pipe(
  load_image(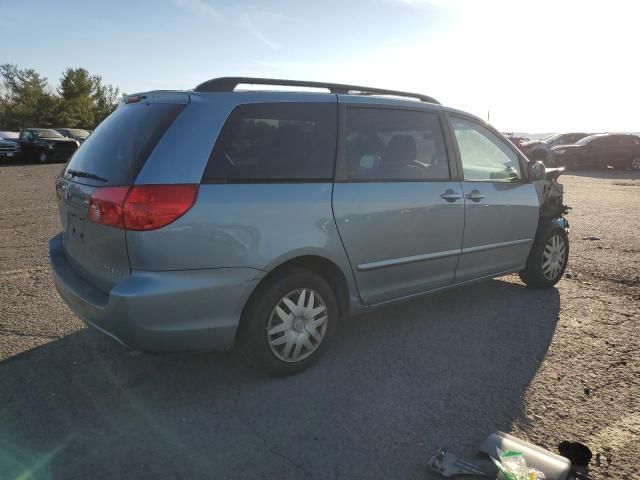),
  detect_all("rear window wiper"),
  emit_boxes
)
[66,169,108,182]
